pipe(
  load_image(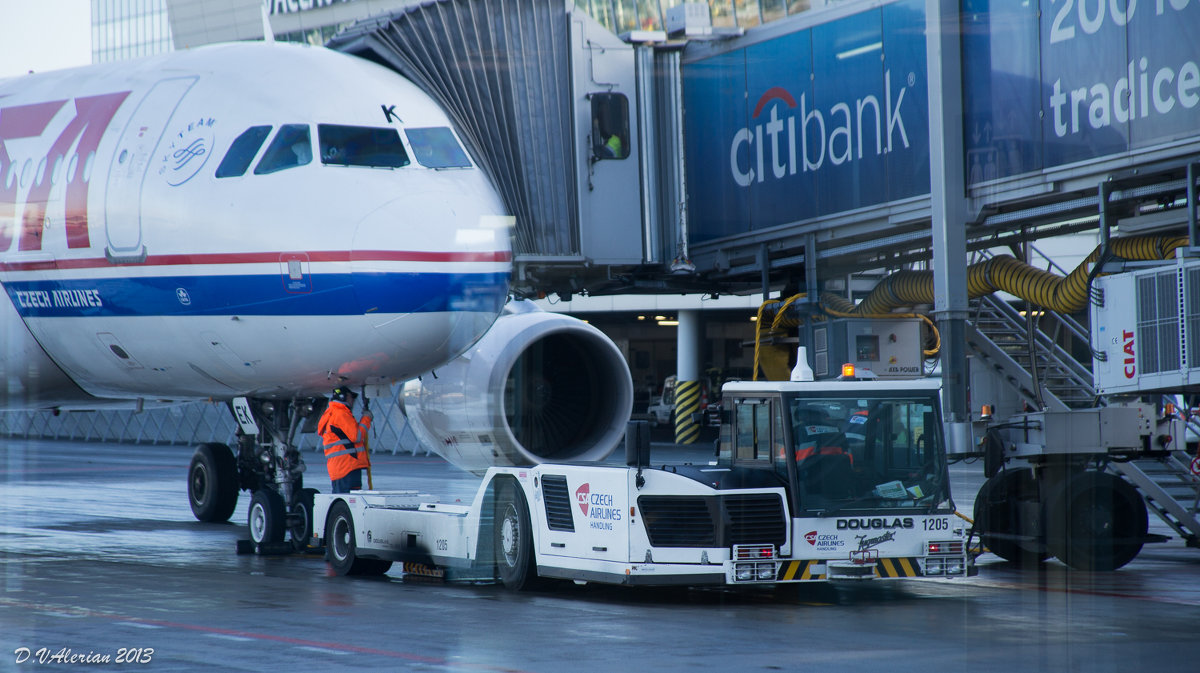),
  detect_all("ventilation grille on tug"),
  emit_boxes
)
[541,474,575,532]
[724,494,788,545]
[638,494,786,548]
